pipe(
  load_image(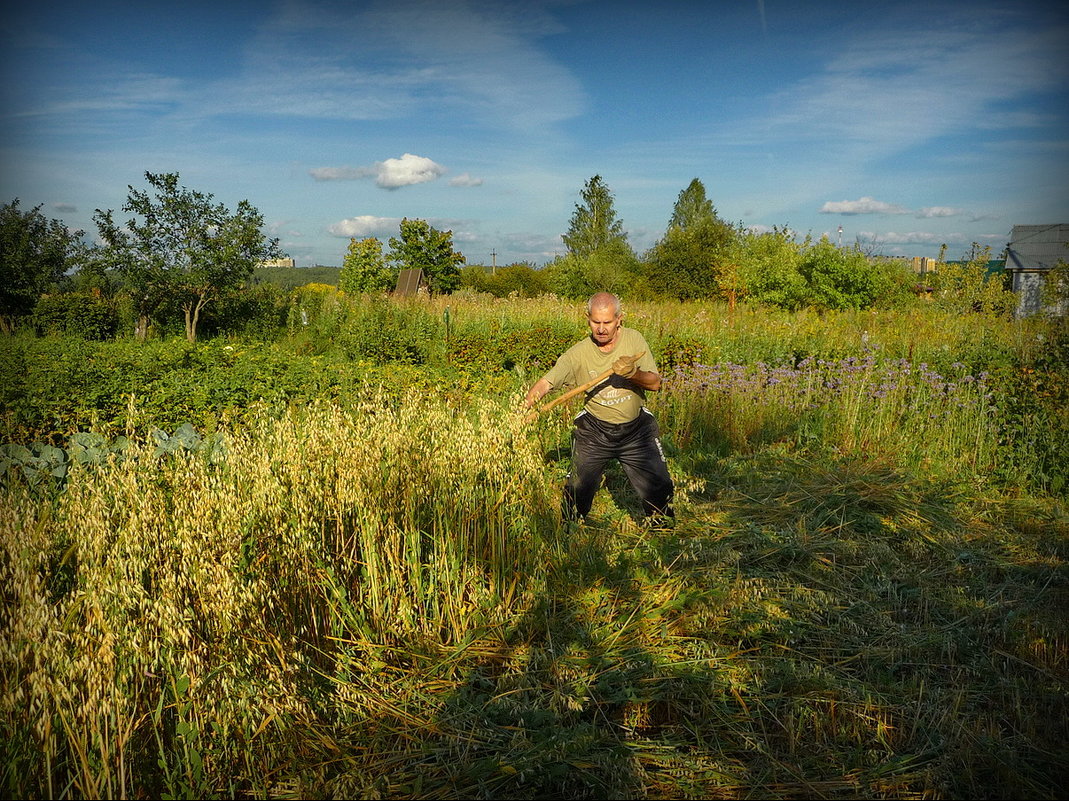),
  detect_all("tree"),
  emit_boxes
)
[460,262,550,298]
[641,179,737,301]
[930,242,1015,316]
[797,237,883,310]
[561,175,628,260]
[1041,247,1069,317]
[92,172,279,341]
[667,178,716,232]
[339,237,395,293]
[387,218,465,294]
[0,199,84,333]
[643,217,737,301]
[548,238,641,299]
[736,227,807,310]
